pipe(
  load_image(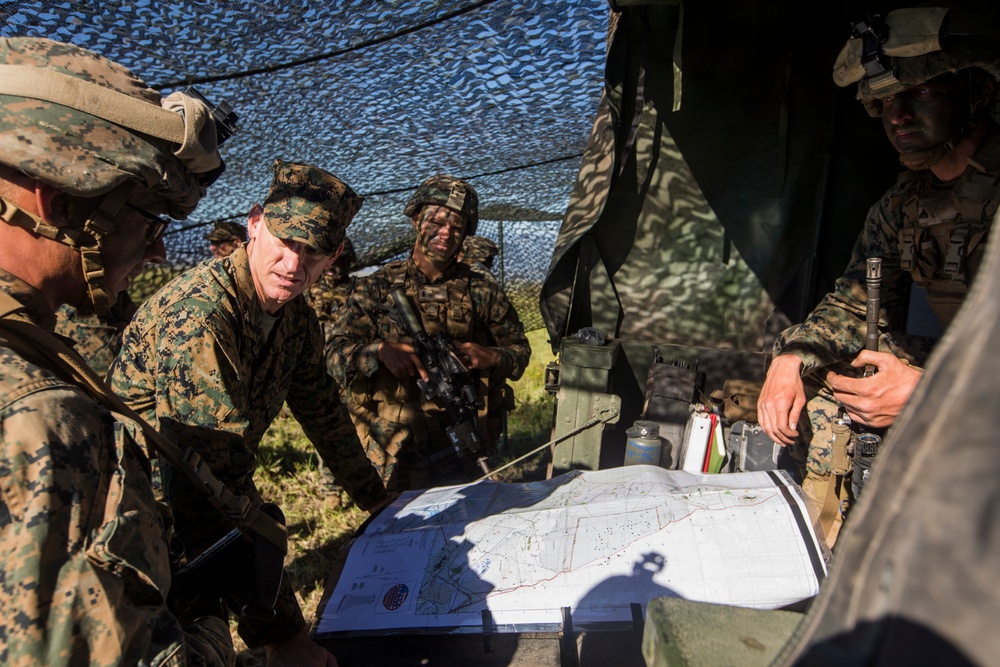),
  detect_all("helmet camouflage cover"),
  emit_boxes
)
[404,174,480,236]
[204,220,248,243]
[0,37,225,218]
[263,159,363,255]
[461,234,498,268]
[833,7,1000,116]
[0,37,229,315]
